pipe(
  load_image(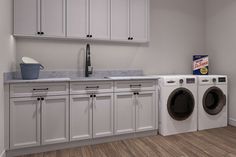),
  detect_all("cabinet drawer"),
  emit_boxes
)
[70,81,113,94]
[10,82,69,98]
[114,80,156,92]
